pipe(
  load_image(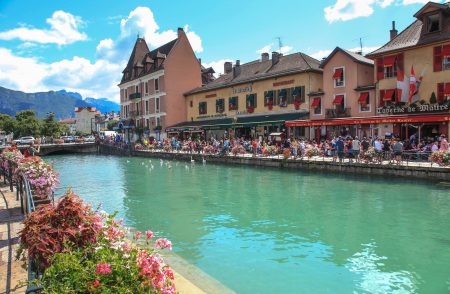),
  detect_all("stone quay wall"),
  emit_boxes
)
[99,144,450,182]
